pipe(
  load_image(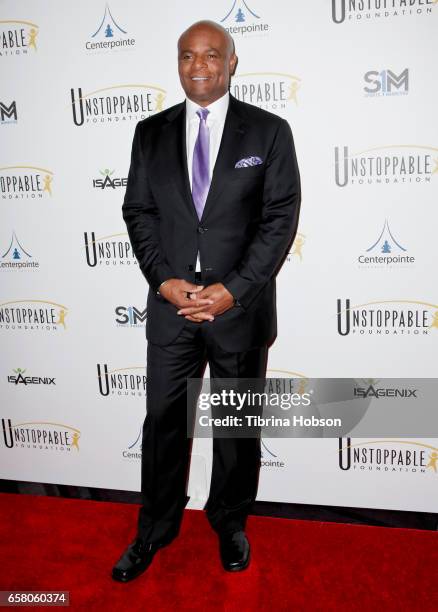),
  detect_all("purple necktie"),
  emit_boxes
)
[192,108,210,220]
